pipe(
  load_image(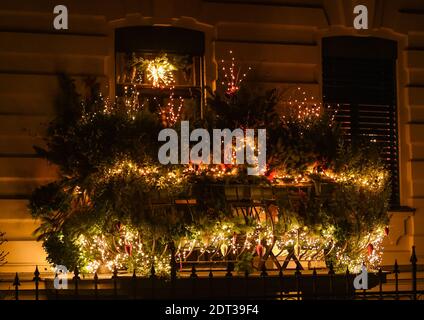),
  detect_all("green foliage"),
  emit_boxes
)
[267,111,340,173]
[235,252,254,275]
[42,233,83,271]
[207,85,340,174]
[37,111,163,178]
[29,75,391,274]
[207,86,280,129]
